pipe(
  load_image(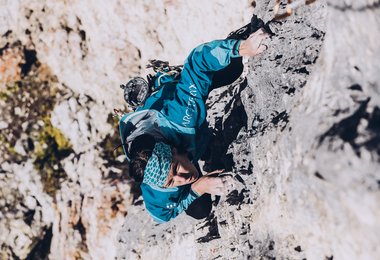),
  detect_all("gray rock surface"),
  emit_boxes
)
[117,0,380,260]
[0,0,254,259]
[1,0,379,259]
